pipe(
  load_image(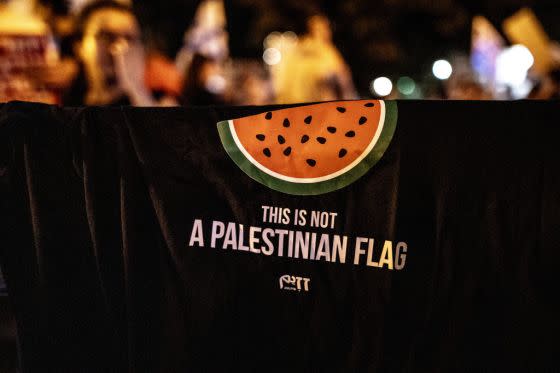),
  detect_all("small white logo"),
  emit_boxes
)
[279,274,310,292]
